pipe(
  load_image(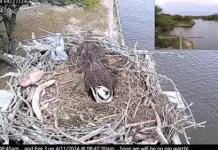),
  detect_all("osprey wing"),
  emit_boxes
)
[89,62,113,92]
[83,41,112,92]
